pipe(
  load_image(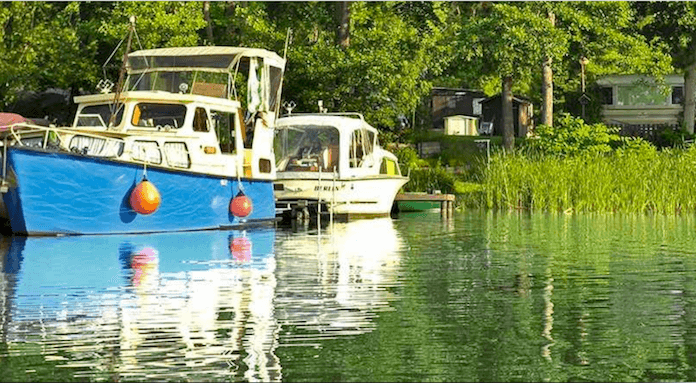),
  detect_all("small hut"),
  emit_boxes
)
[479,94,534,137]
